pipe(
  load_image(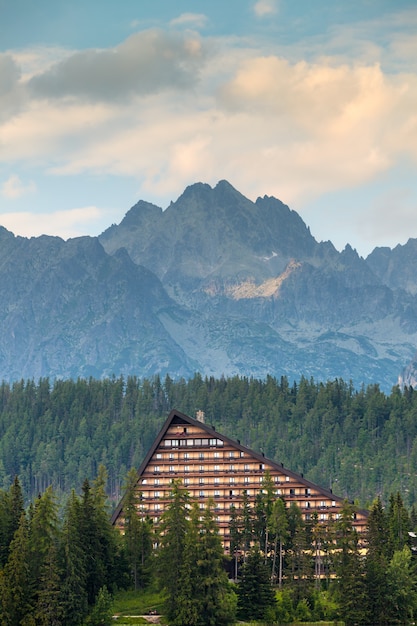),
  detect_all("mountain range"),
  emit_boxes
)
[1,179,417,391]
